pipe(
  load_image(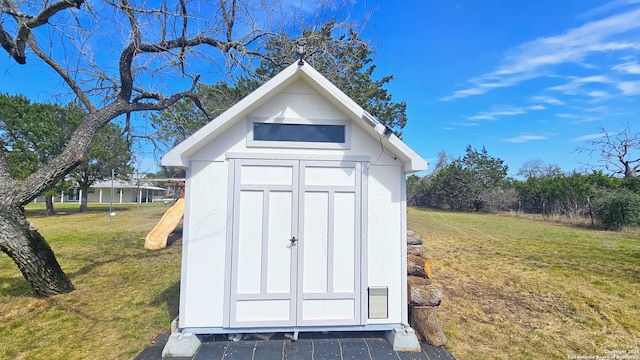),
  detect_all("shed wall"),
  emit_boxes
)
[180,160,229,328]
[366,165,404,324]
